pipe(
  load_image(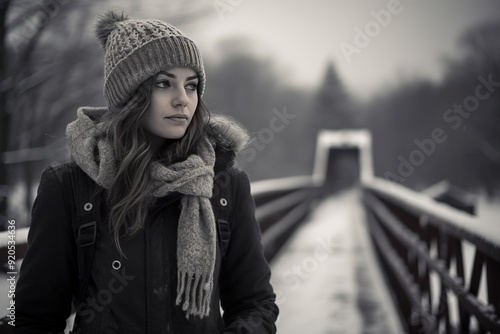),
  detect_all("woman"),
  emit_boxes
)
[15,11,279,333]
